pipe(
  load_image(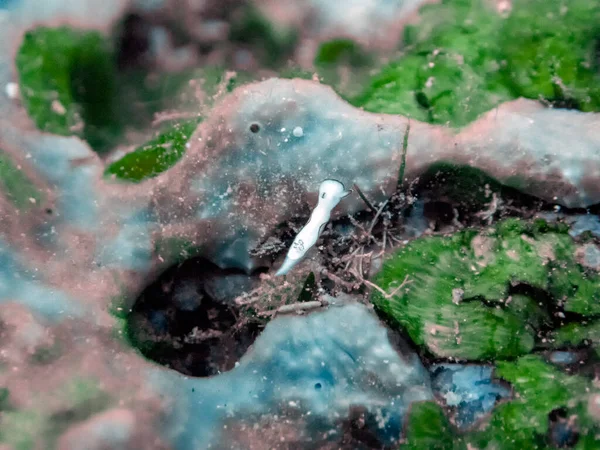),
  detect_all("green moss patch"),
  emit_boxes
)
[371,219,600,361]
[352,0,600,126]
